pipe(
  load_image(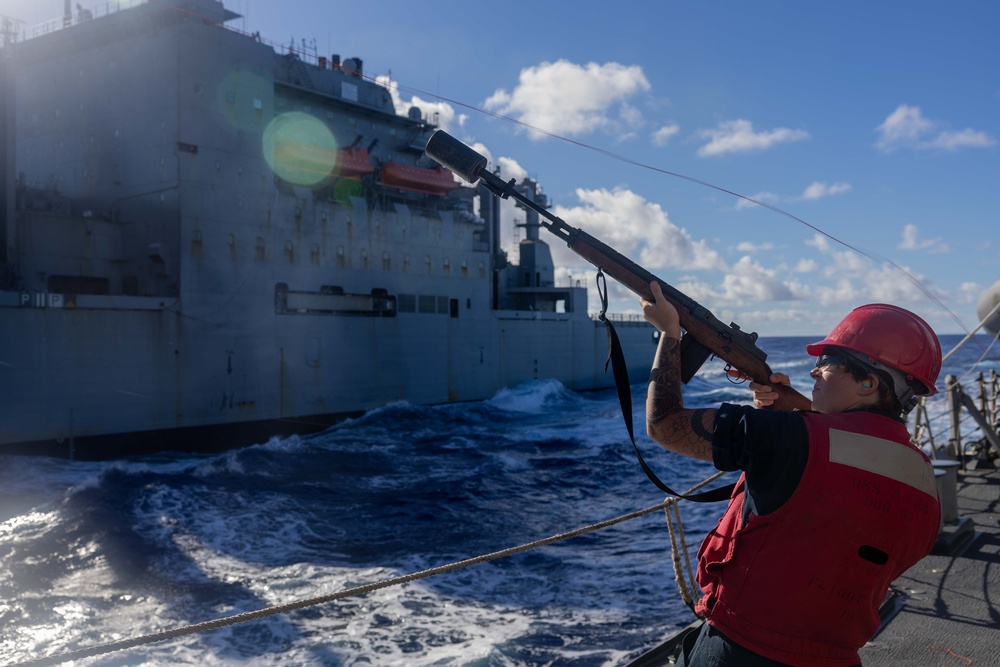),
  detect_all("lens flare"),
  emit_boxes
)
[214,71,271,133]
[262,112,339,186]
